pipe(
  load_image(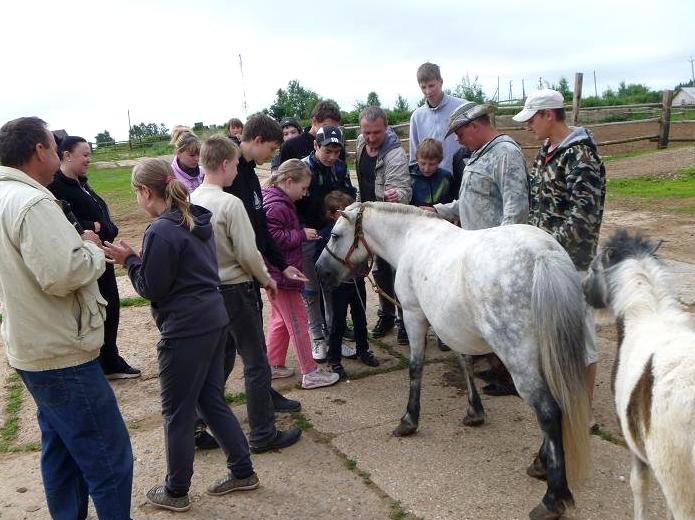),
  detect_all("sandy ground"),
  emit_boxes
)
[3,147,695,518]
